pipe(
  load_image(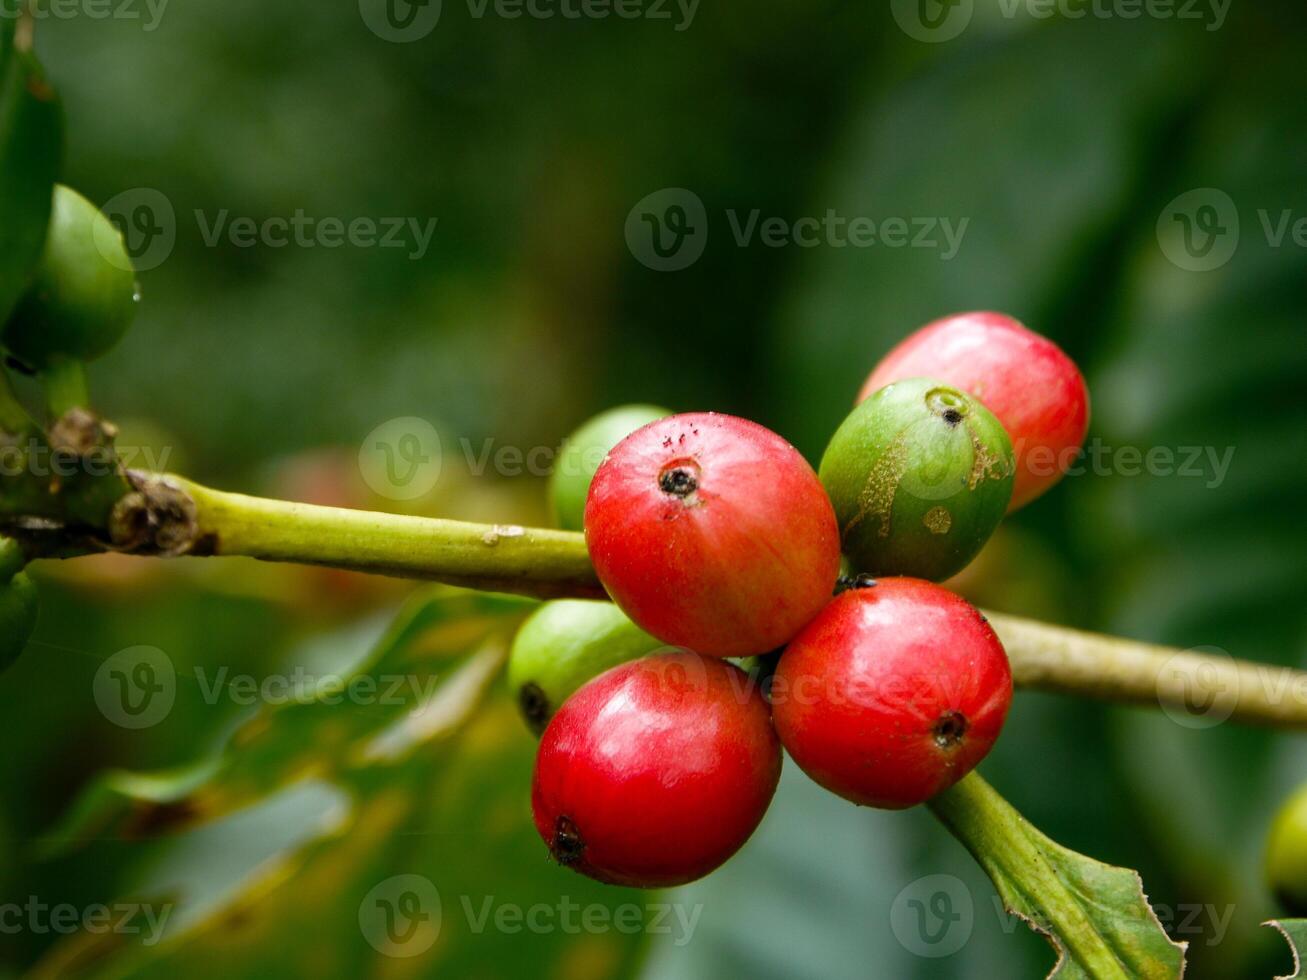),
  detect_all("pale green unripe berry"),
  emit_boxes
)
[1267,783,1307,915]
[549,404,670,531]
[3,184,140,370]
[508,600,665,734]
